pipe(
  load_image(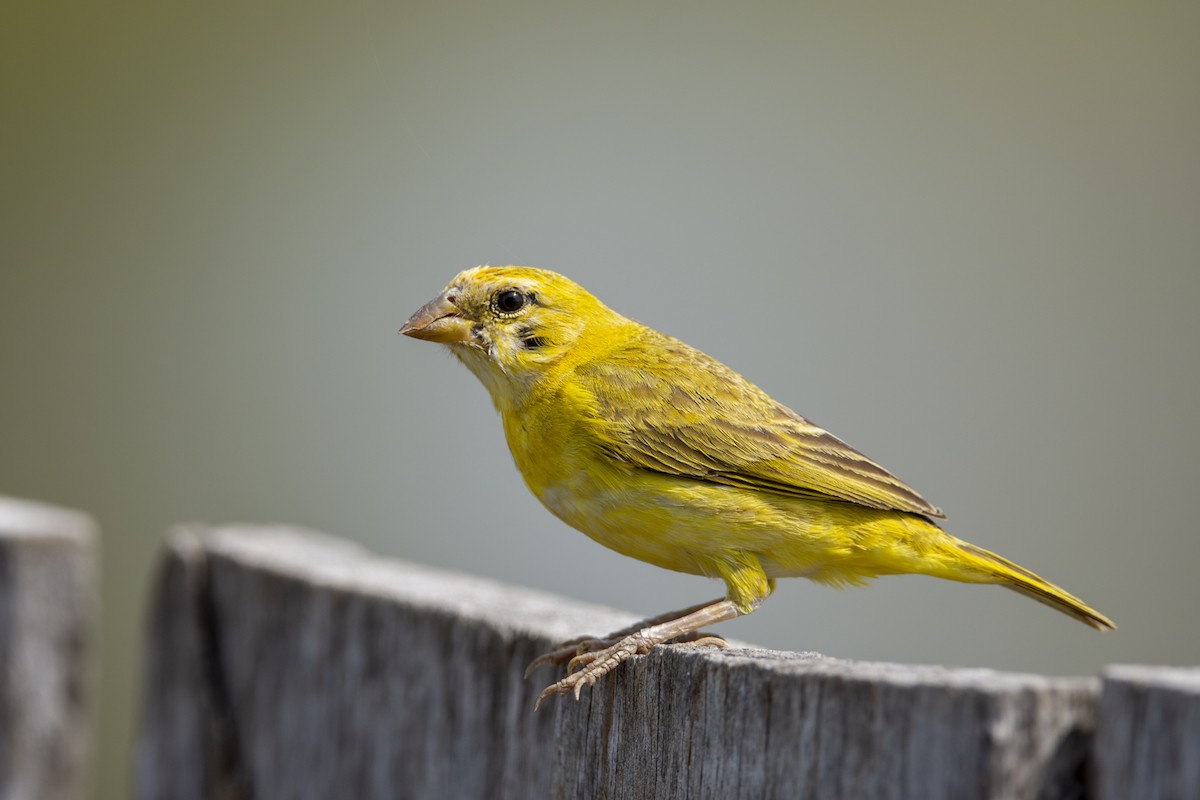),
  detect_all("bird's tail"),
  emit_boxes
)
[954,540,1115,631]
